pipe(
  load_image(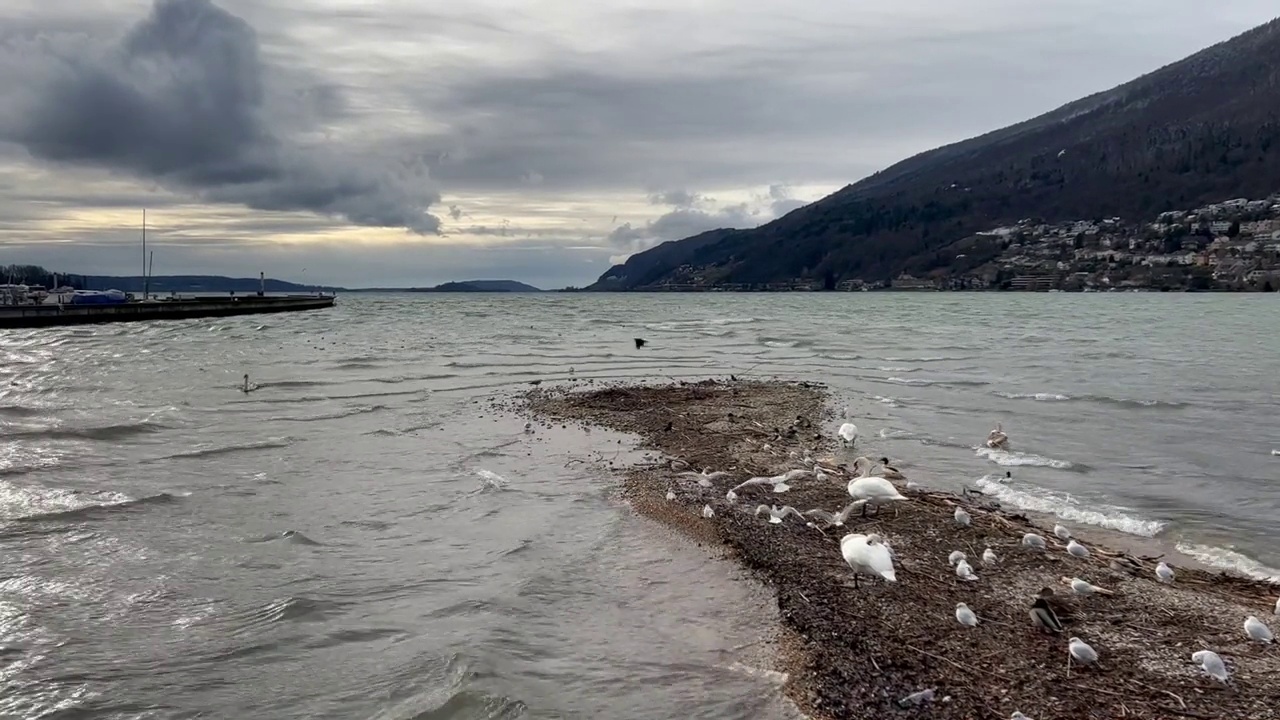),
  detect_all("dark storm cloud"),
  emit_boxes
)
[0,0,440,233]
